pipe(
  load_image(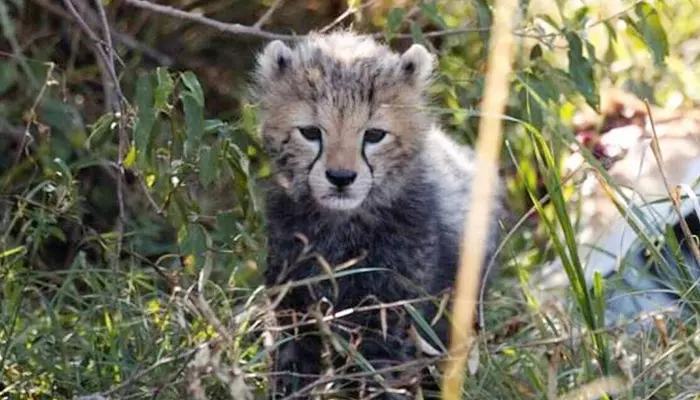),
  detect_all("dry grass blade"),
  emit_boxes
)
[546,347,560,400]
[644,100,700,266]
[441,0,518,398]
